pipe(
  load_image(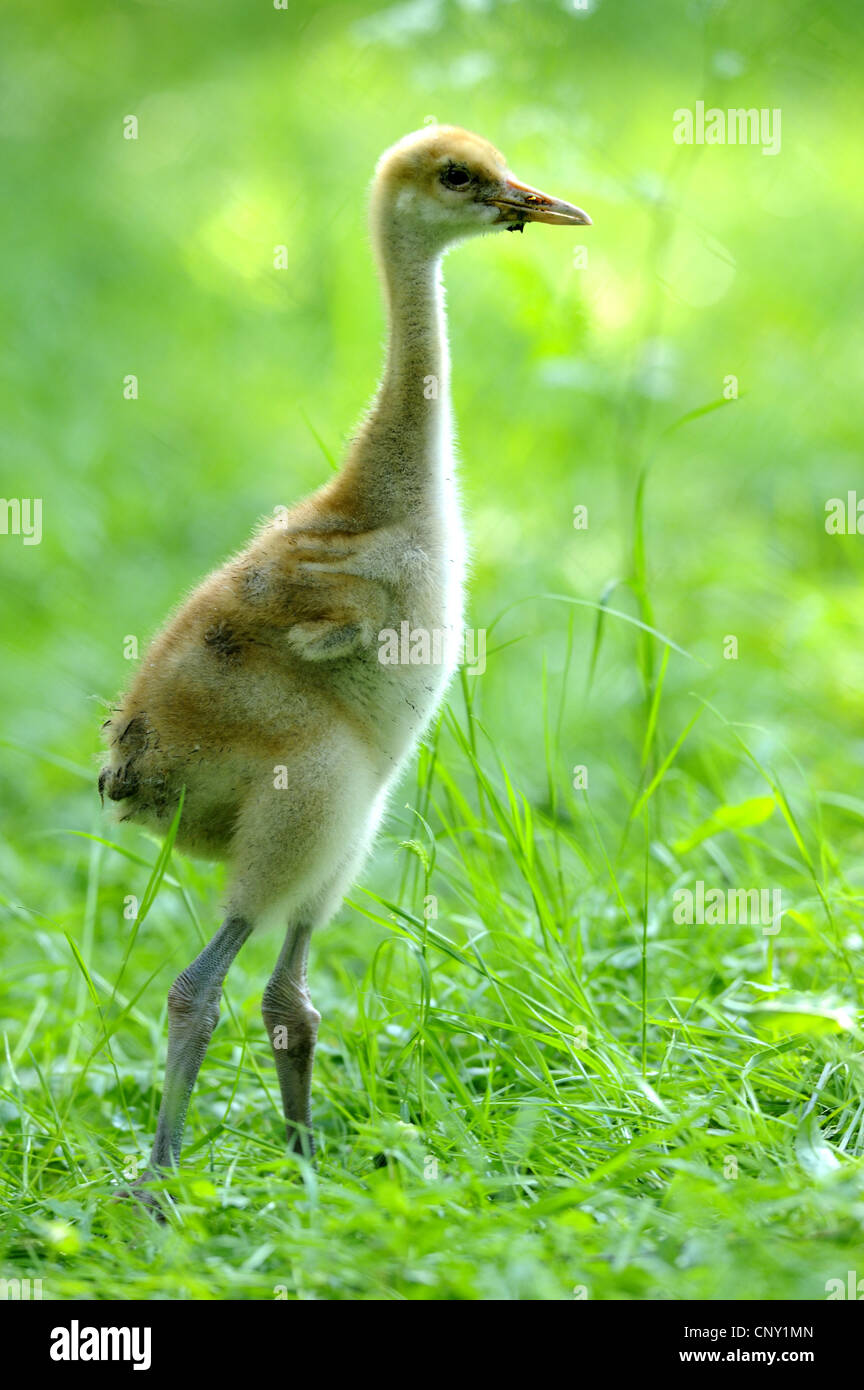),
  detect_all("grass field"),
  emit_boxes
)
[2,0,863,1300]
